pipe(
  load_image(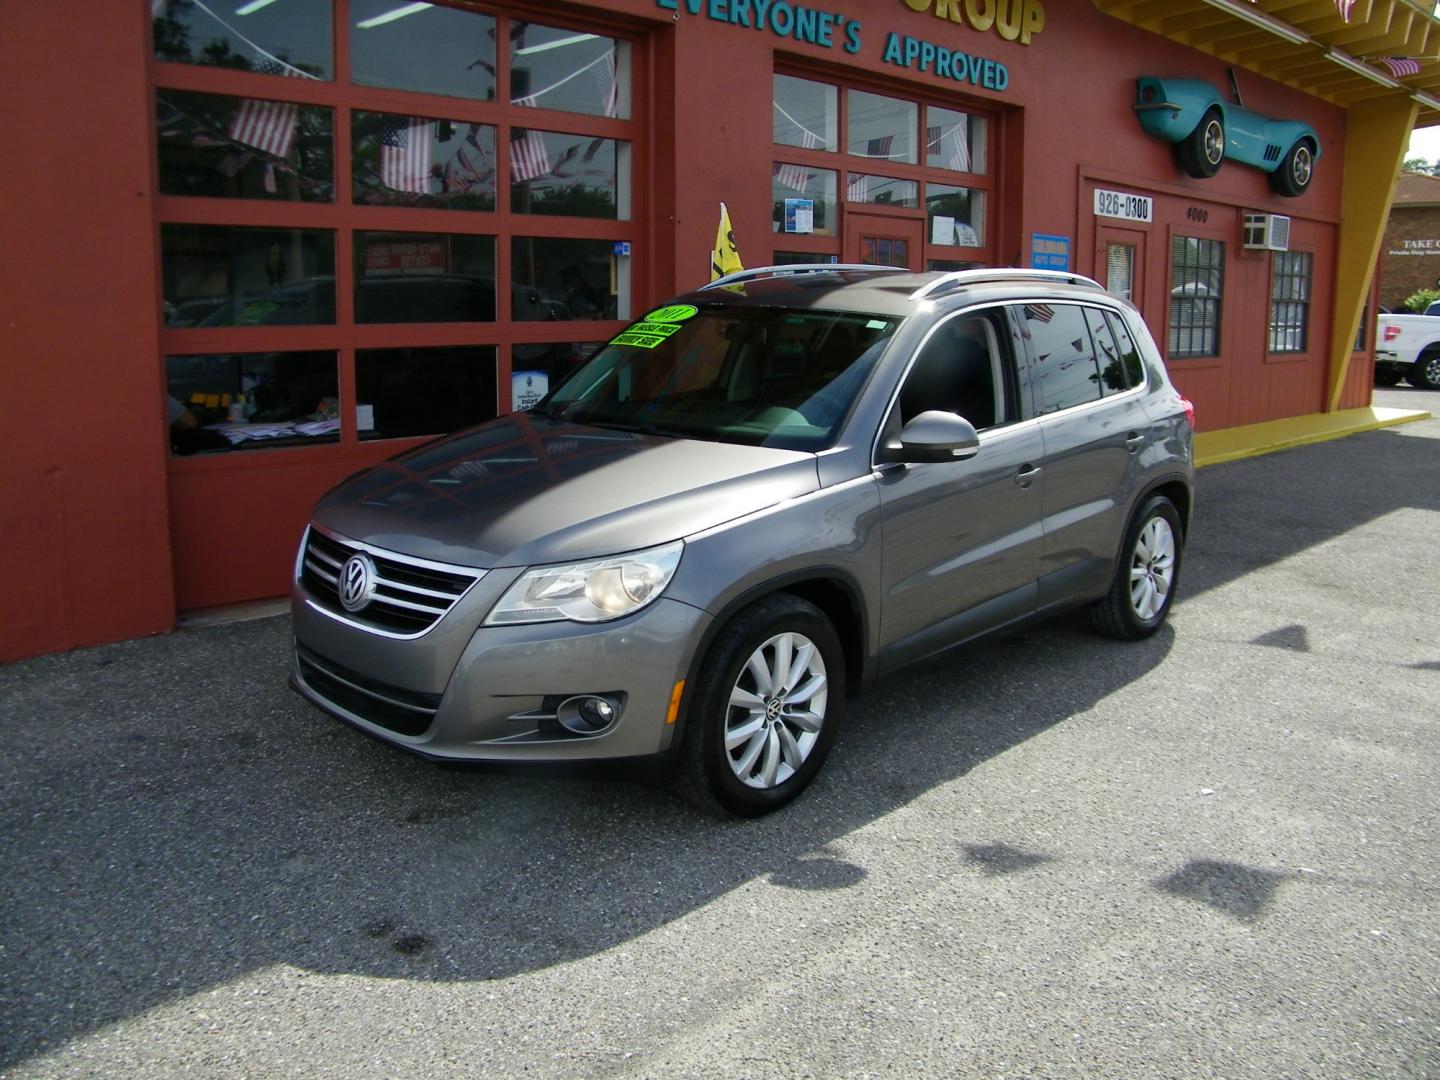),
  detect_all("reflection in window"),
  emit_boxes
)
[1084,307,1129,395]
[775,252,838,266]
[926,184,985,247]
[925,107,986,175]
[847,90,916,165]
[510,23,630,119]
[772,166,837,237]
[350,1,495,101]
[352,113,495,210]
[165,350,339,455]
[1023,304,1103,413]
[512,341,605,406]
[153,0,332,79]
[162,225,336,326]
[157,90,333,202]
[1169,235,1225,359]
[1269,251,1312,353]
[846,173,917,208]
[356,346,498,441]
[511,238,626,321]
[510,131,629,219]
[353,232,496,324]
[1106,310,1146,388]
[774,75,837,151]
